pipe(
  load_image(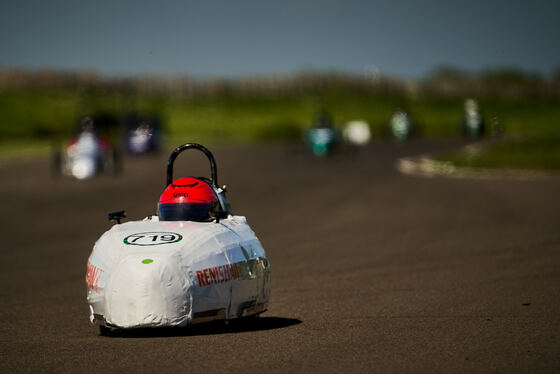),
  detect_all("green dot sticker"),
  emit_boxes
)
[142,259,154,264]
